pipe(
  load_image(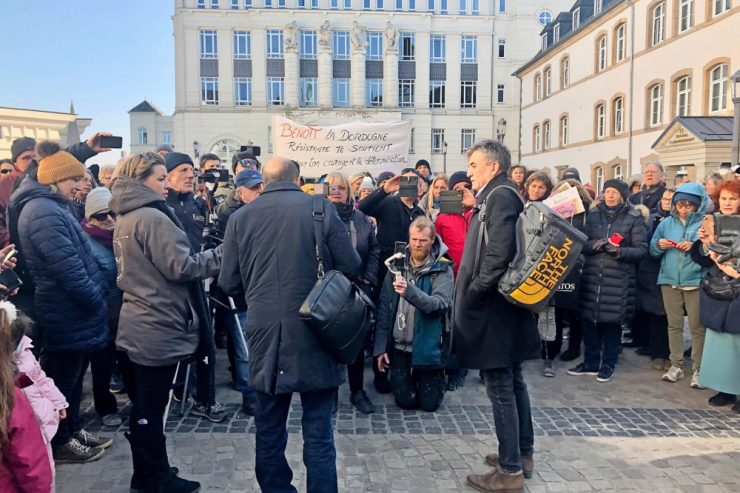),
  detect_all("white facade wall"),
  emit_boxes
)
[517,0,738,185]
[0,107,91,159]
